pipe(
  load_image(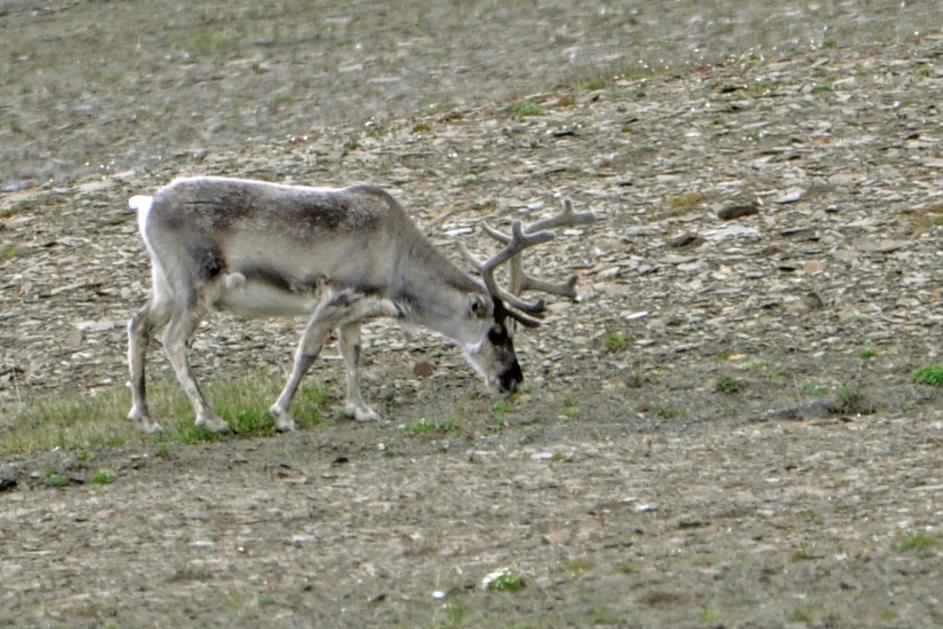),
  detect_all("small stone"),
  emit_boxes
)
[717,202,758,220]
[774,190,803,204]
